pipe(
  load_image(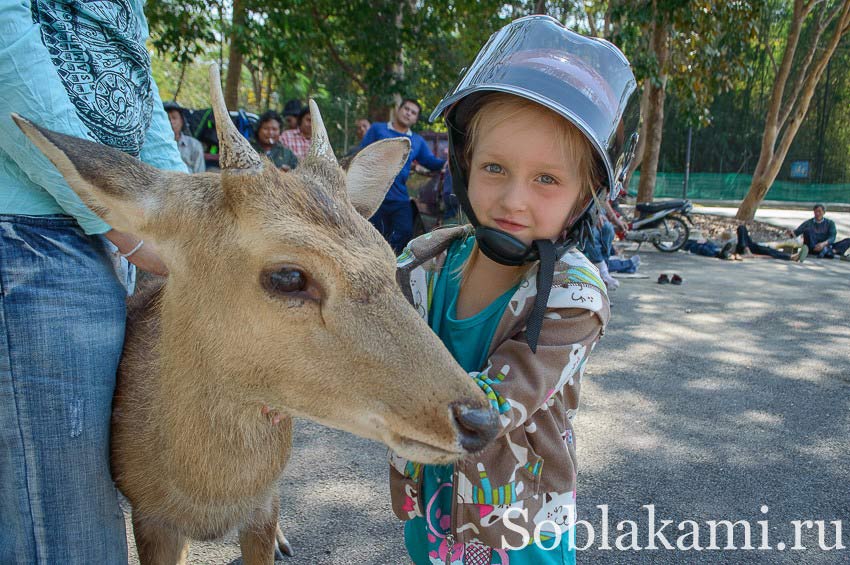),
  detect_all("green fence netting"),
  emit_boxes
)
[628,172,850,203]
